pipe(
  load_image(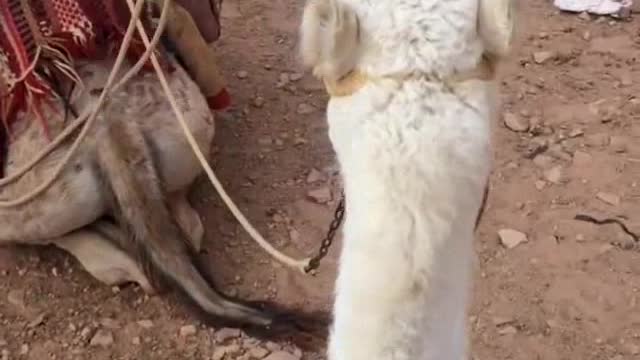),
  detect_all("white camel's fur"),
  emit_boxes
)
[0,58,211,289]
[300,0,514,359]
